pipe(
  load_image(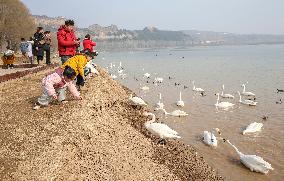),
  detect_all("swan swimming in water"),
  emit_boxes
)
[154,77,163,83]
[176,91,185,107]
[129,94,147,106]
[242,122,263,135]
[241,84,256,96]
[161,108,188,117]
[224,139,273,174]
[221,84,234,99]
[143,112,181,144]
[192,81,204,92]
[215,93,235,109]
[203,128,221,147]
[143,73,151,78]
[238,91,257,106]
